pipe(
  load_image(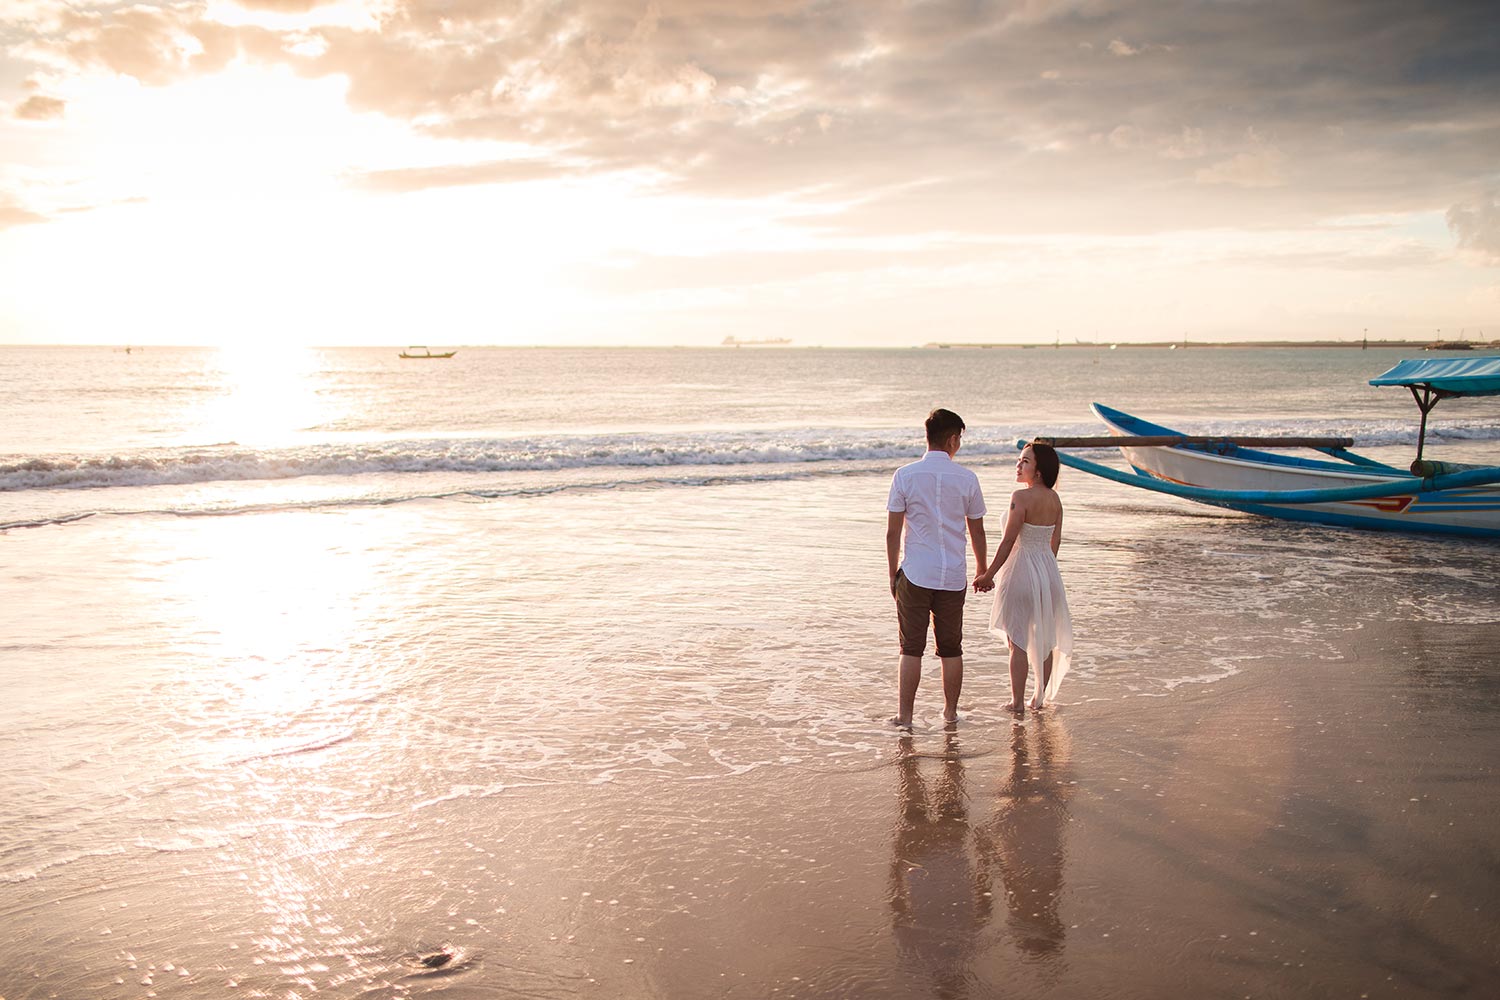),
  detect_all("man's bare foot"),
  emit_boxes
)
[942,711,959,724]
[1004,701,1024,714]
[889,715,913,730]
